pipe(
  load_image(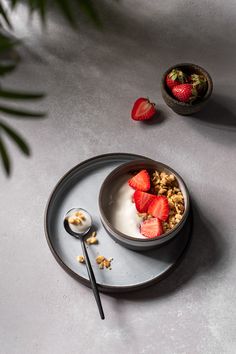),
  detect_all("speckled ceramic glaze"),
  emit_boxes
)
[99,159,190,251]
[161,63,213,115]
